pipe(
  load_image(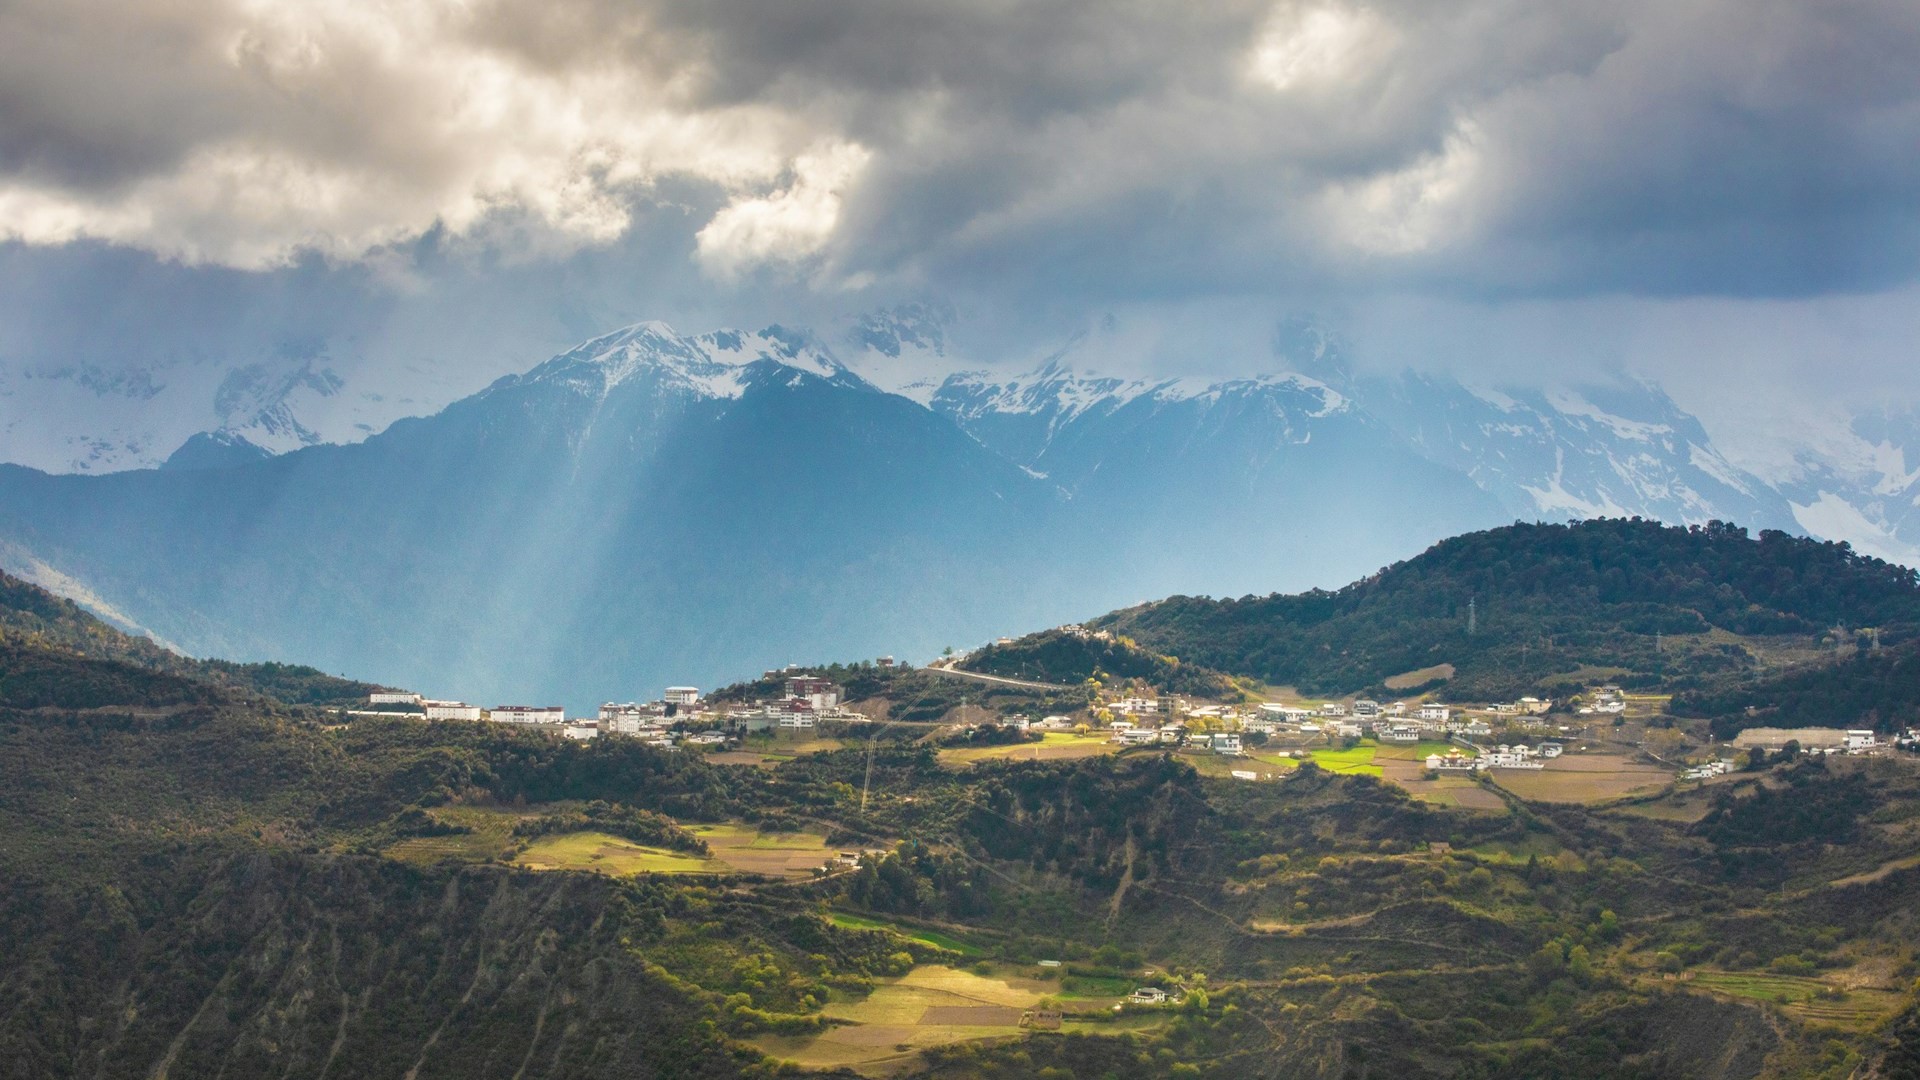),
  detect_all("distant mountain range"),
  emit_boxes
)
[0,316,1915,709]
